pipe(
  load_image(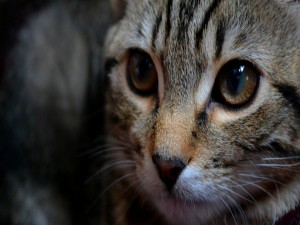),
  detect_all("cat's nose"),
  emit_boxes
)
[152,154,186,192]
